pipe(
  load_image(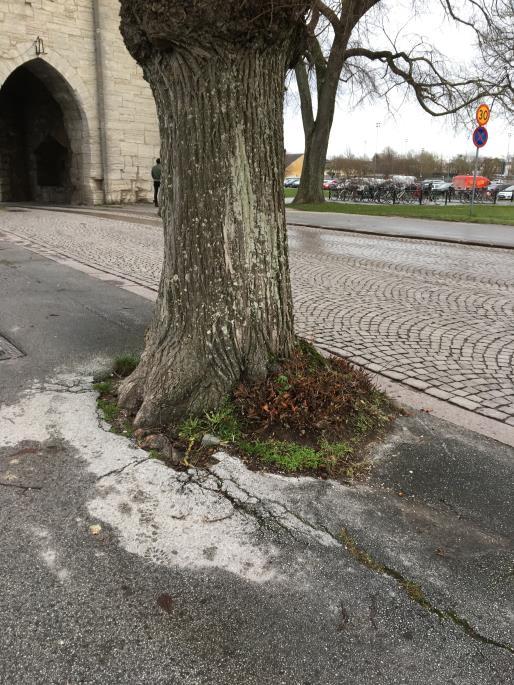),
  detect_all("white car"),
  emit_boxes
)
[497,185,514,200]
[431,181,452,193]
